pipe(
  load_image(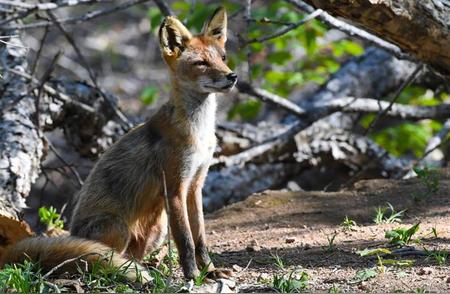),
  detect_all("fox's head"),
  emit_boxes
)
[158,7,237,94]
